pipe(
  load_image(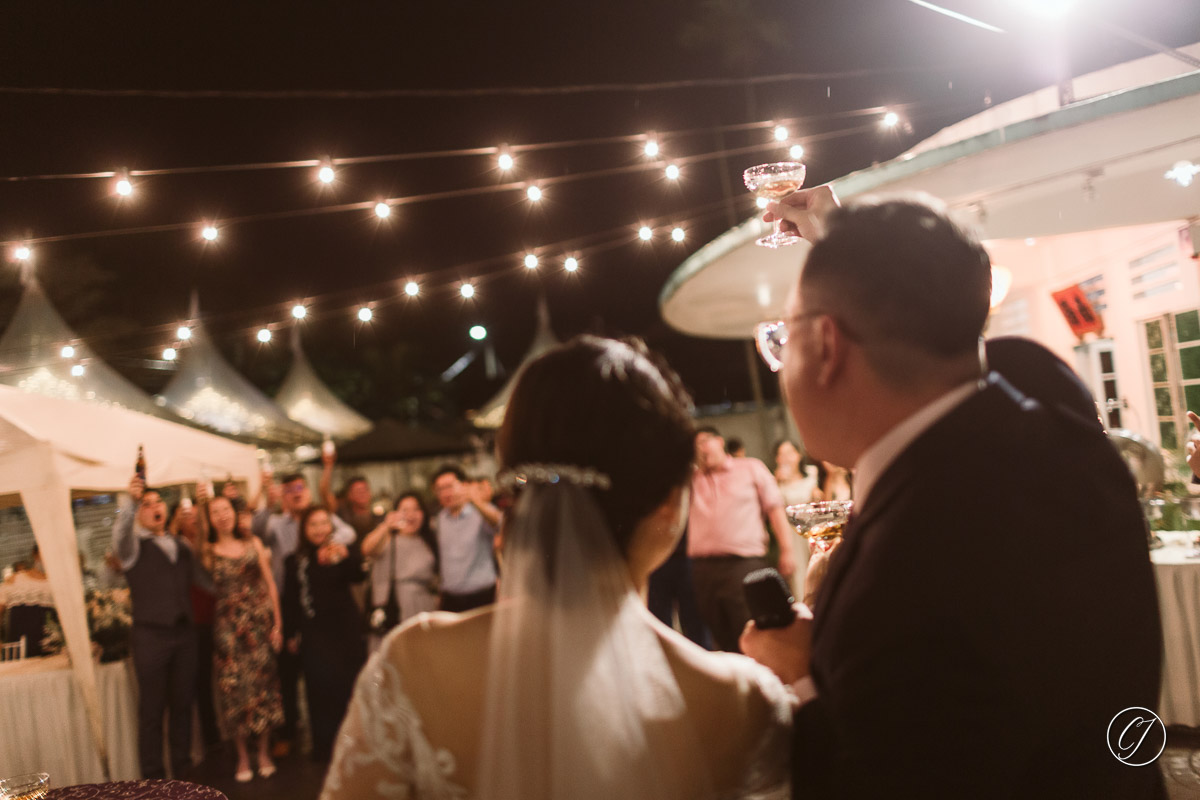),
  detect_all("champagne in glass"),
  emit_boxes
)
[787,500,853,554]
[743,162,807,248]
[0,773,50,800]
